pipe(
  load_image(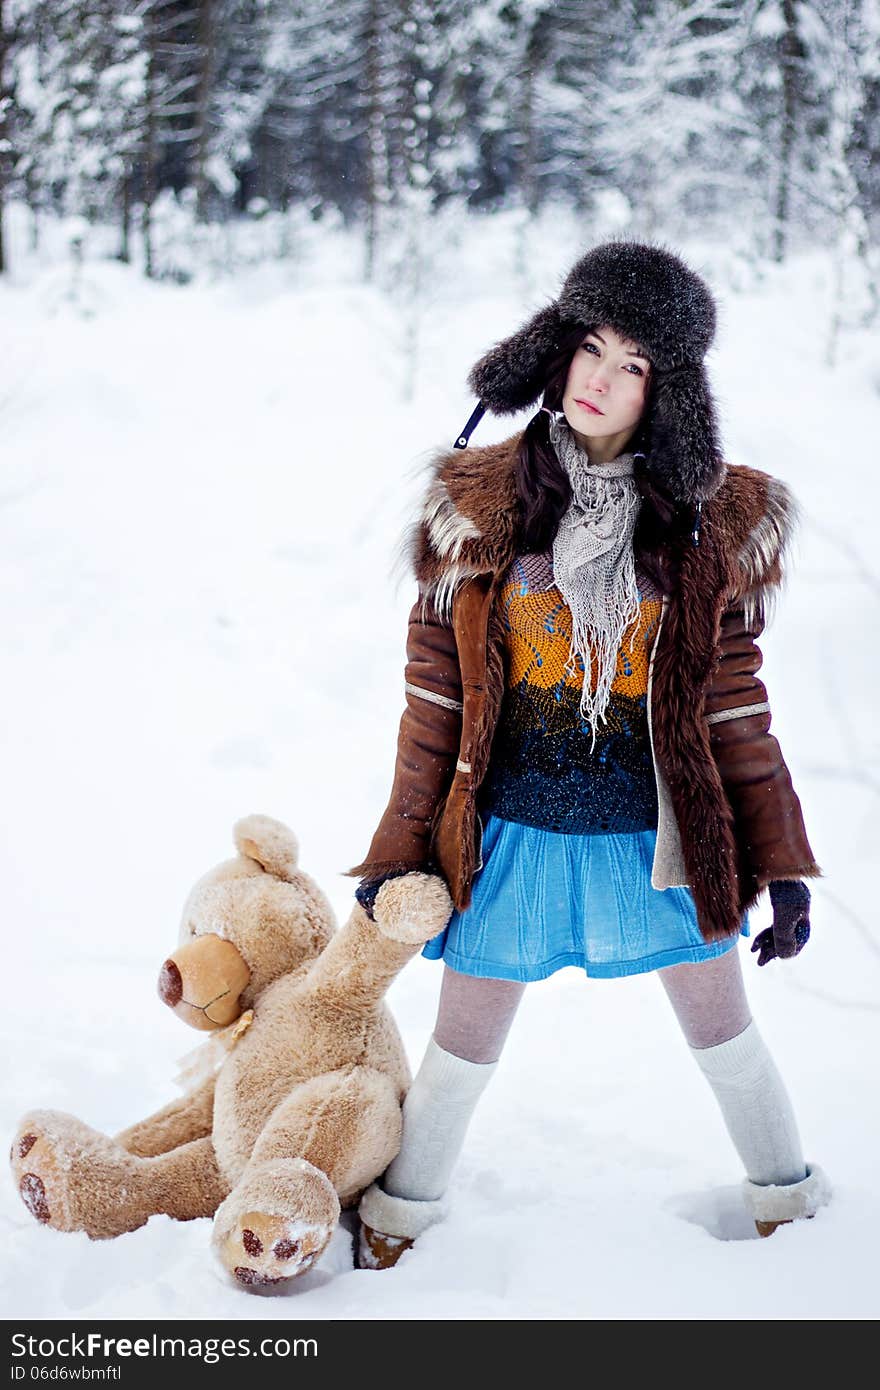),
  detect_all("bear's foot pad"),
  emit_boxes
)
[20,1171,51,1224]
[220,1209,333,1287]
[10,1123,70,1230]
